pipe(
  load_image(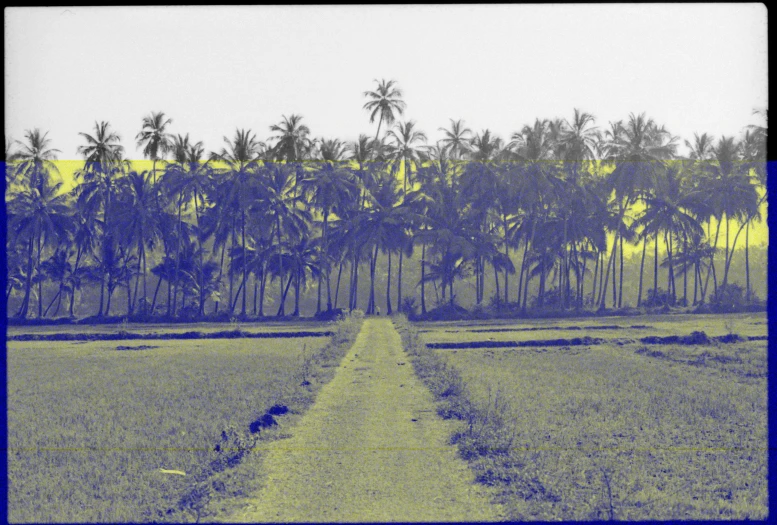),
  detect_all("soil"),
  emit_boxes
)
[219,318,504,523]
